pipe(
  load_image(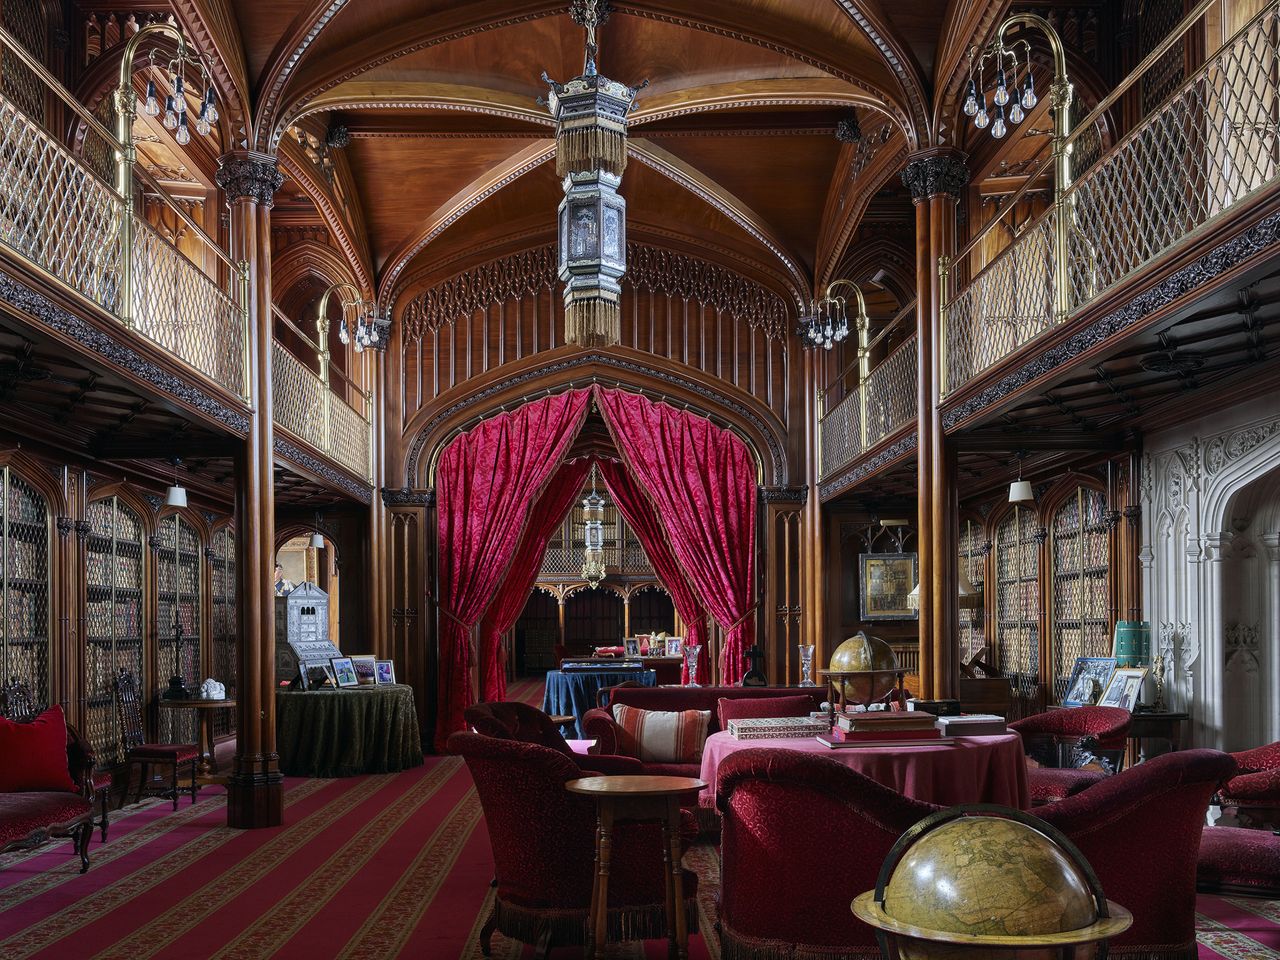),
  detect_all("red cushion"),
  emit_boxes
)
[0,792,92,846]
[717,695,816,731]
[1028,767,1105,803]
[128,743,199,762]
[0,705,75,793]
[1198,826,1280,894]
